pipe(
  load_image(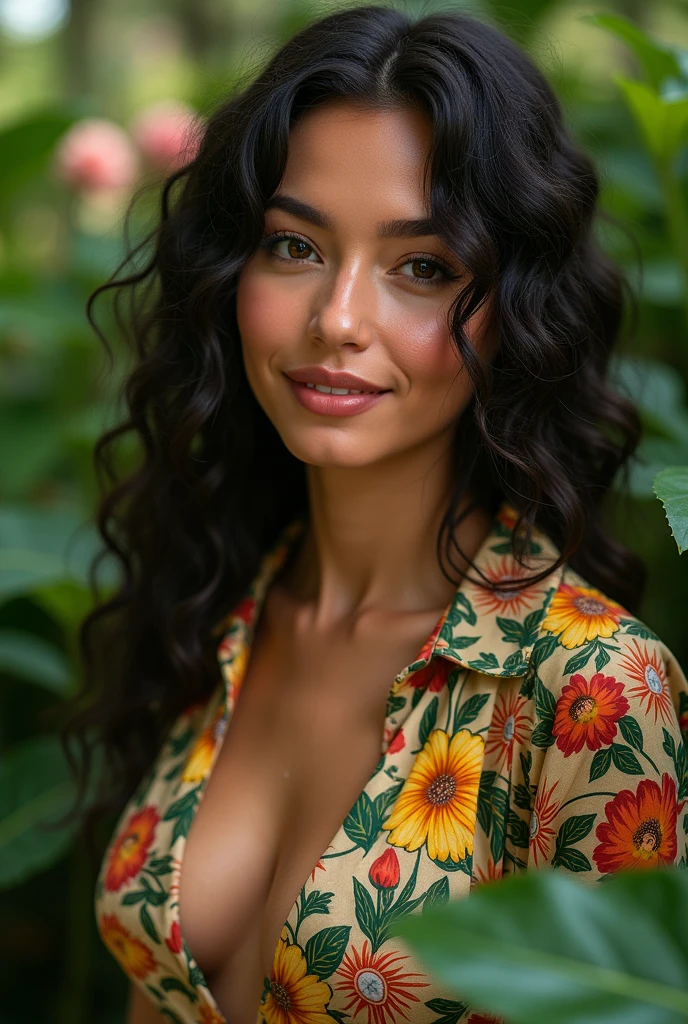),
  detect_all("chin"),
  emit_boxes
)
[278,427,386,470]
